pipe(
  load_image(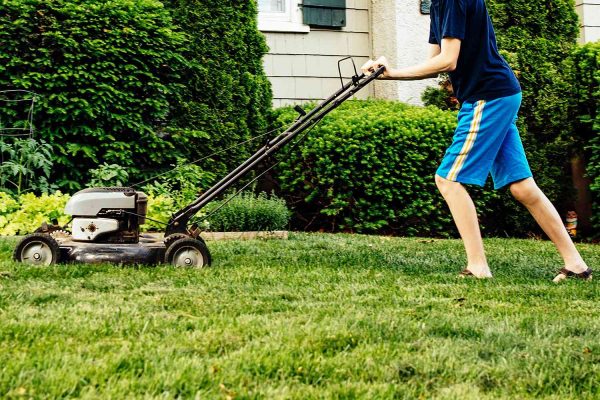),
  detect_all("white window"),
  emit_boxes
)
[259,0,286,13]
[258,0,309,33]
